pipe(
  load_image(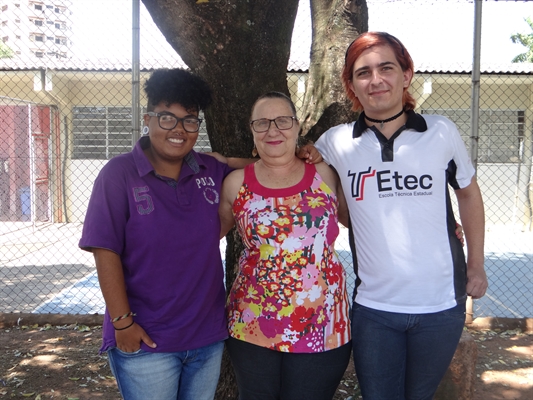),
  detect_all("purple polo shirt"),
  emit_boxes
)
[79,136,232,353]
